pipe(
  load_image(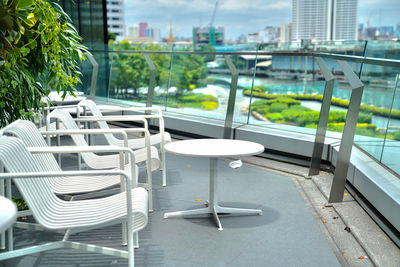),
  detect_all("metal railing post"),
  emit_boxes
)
[223,55,239,139]
[328,60,364,203]
[86,53,98,100]
[308,57,335,177]
[143,53,156,109]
